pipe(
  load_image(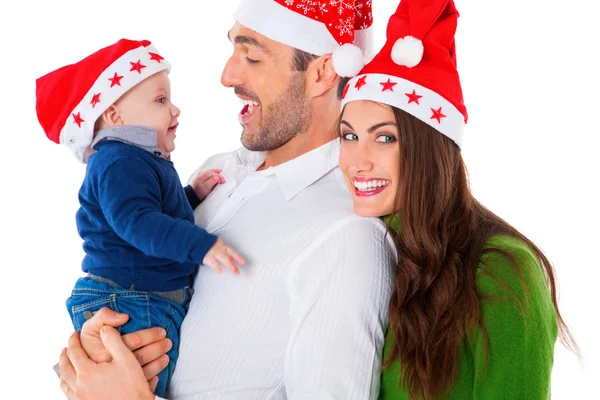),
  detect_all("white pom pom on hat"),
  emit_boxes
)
[391,35,424,68]
[332,43,365,77]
